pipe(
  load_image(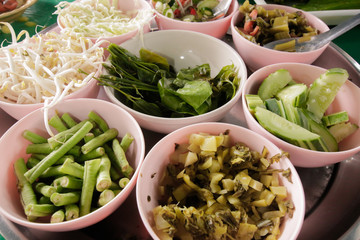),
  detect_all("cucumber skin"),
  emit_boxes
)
[322,111,349,127]
[329,122,359,143]
[306,68,349,121]
[275,83,308,108]
[258,69,293,101]
[254,107,323,150]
